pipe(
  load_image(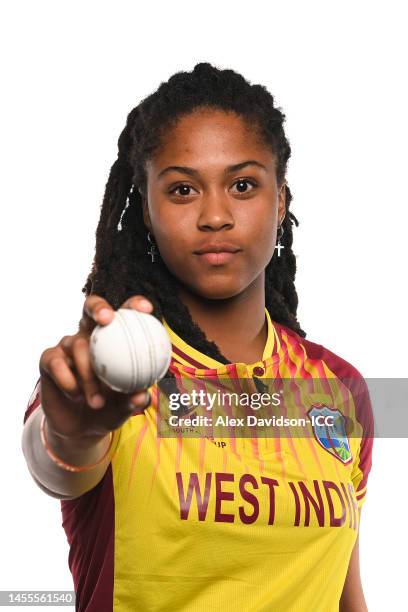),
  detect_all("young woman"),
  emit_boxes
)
[22,62,373,611]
